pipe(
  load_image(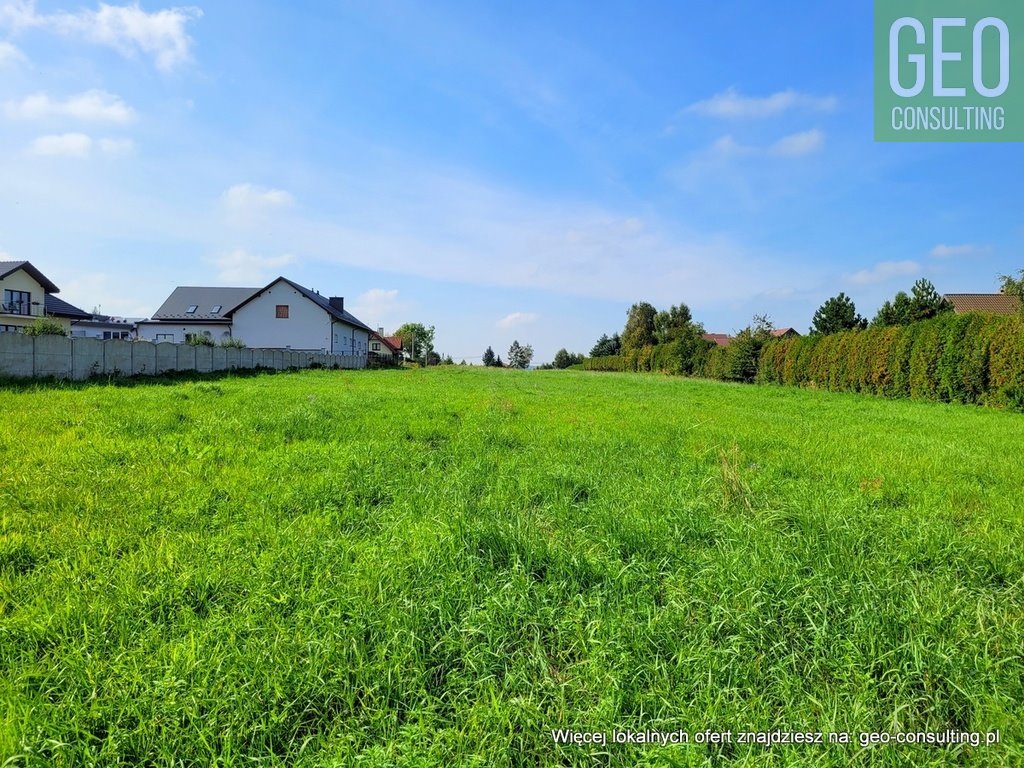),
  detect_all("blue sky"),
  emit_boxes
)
[0,1,1021,363]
